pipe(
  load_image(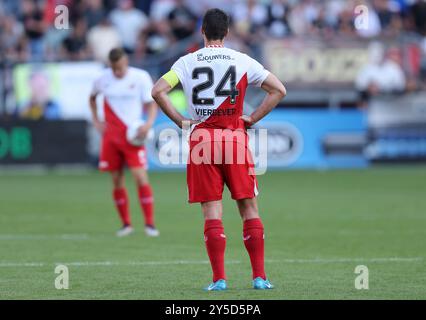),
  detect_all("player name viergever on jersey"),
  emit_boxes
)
[197,53,233,62]
[195,107,236,116]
